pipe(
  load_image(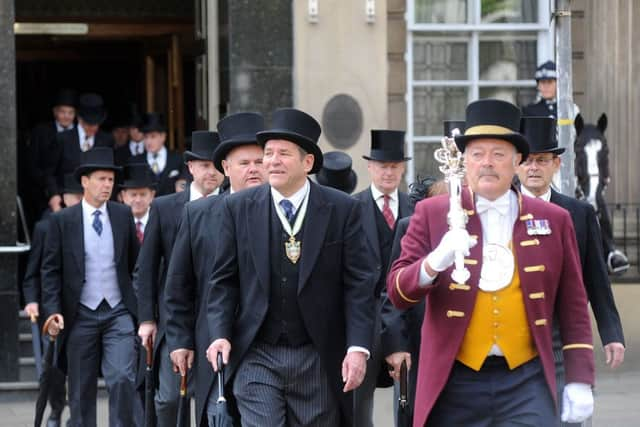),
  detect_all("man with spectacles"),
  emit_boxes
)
[517,116,625,426]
